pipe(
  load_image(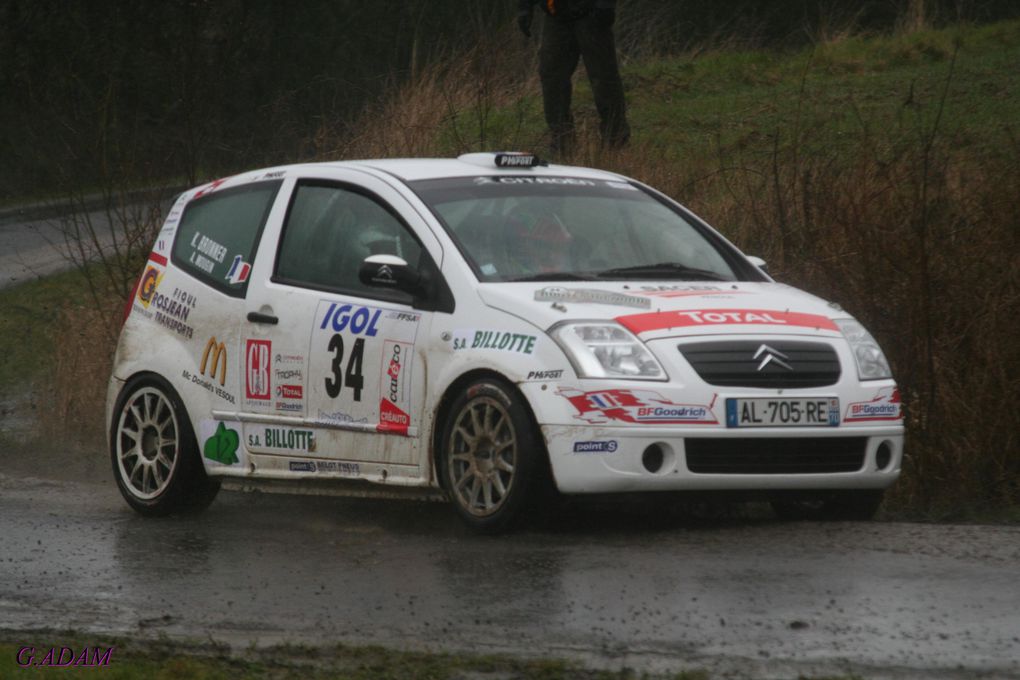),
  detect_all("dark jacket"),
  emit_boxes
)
[518,0,615,21]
